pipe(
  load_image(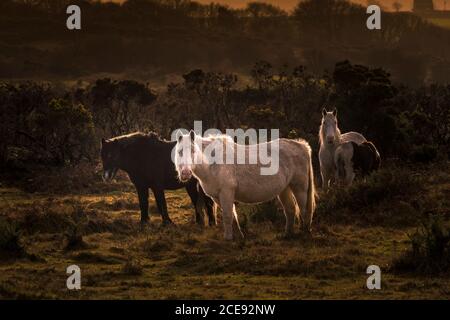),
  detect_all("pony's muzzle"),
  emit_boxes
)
[179,169,192,182]
[102,169,117,182]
